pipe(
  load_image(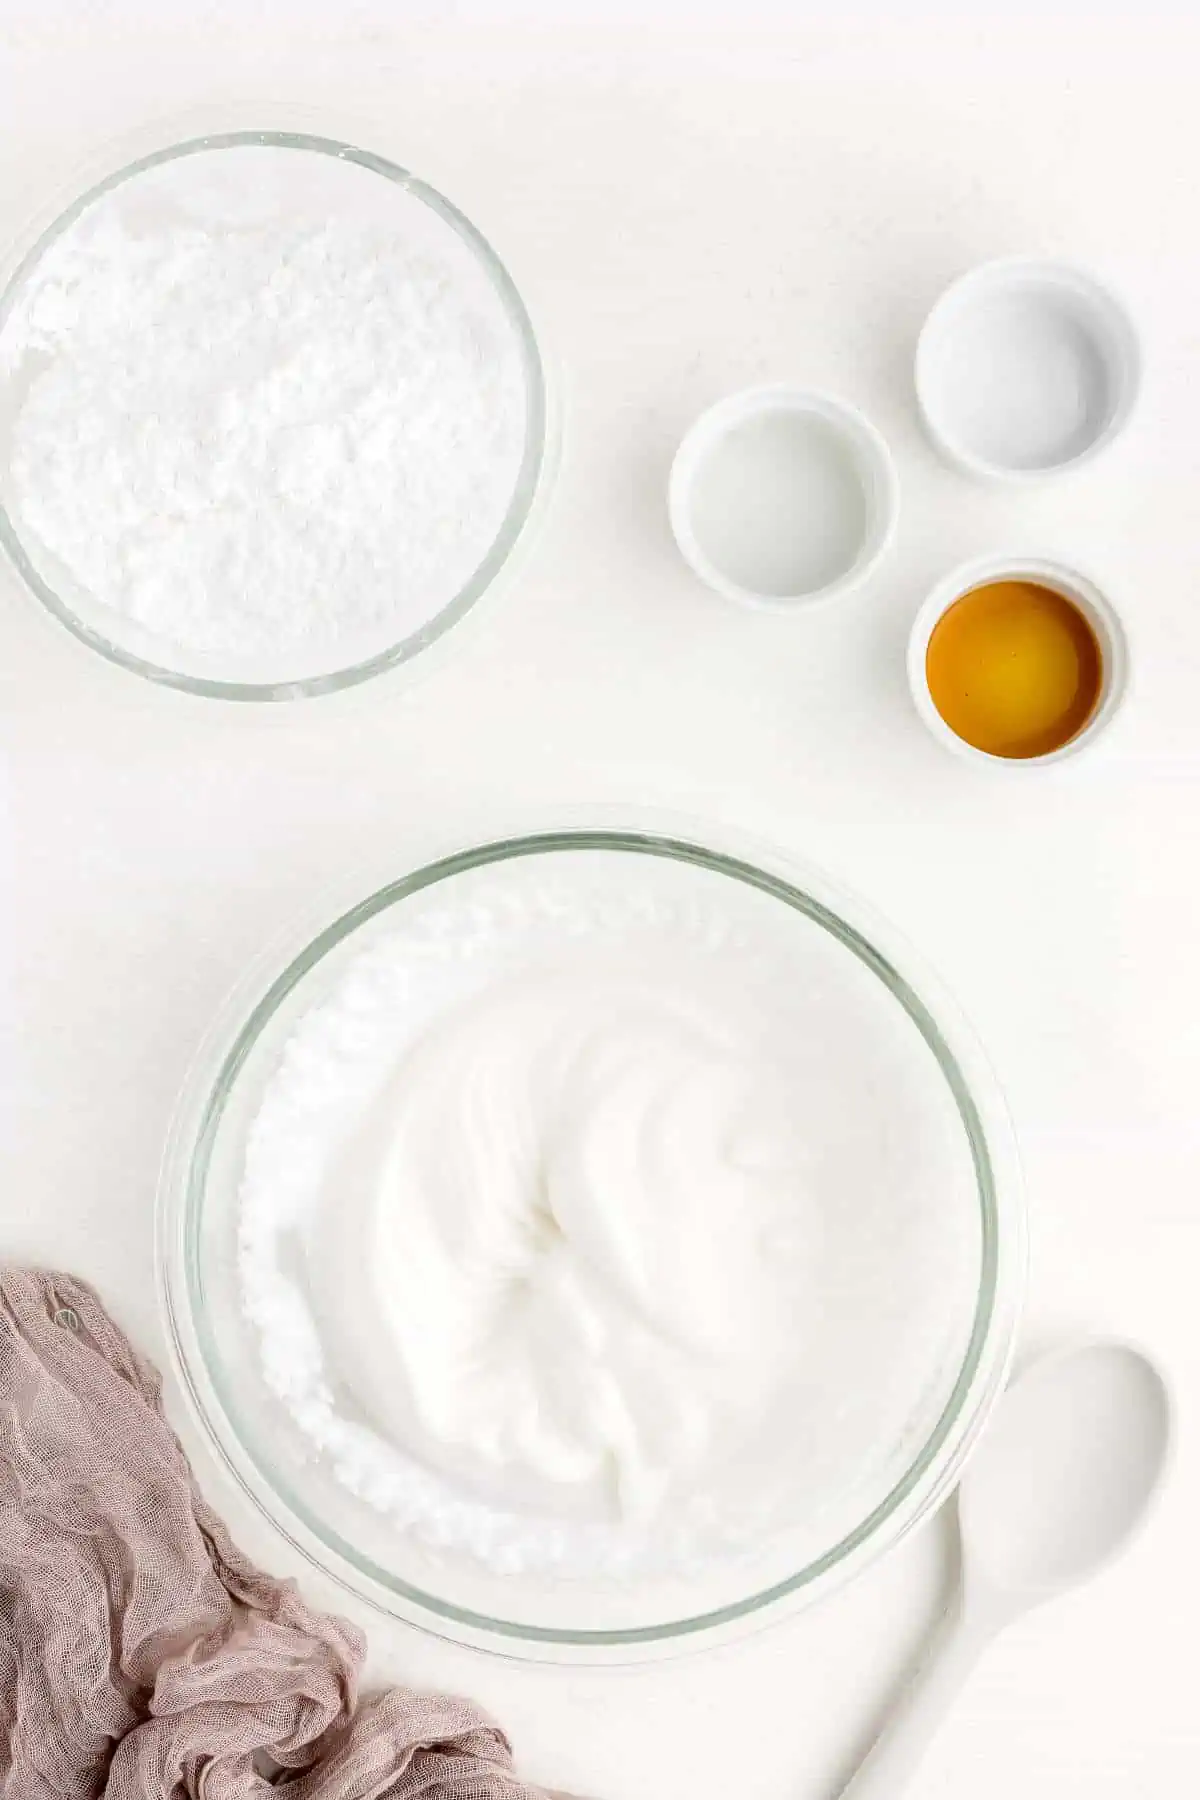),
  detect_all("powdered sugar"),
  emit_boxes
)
[0,142,530,682]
